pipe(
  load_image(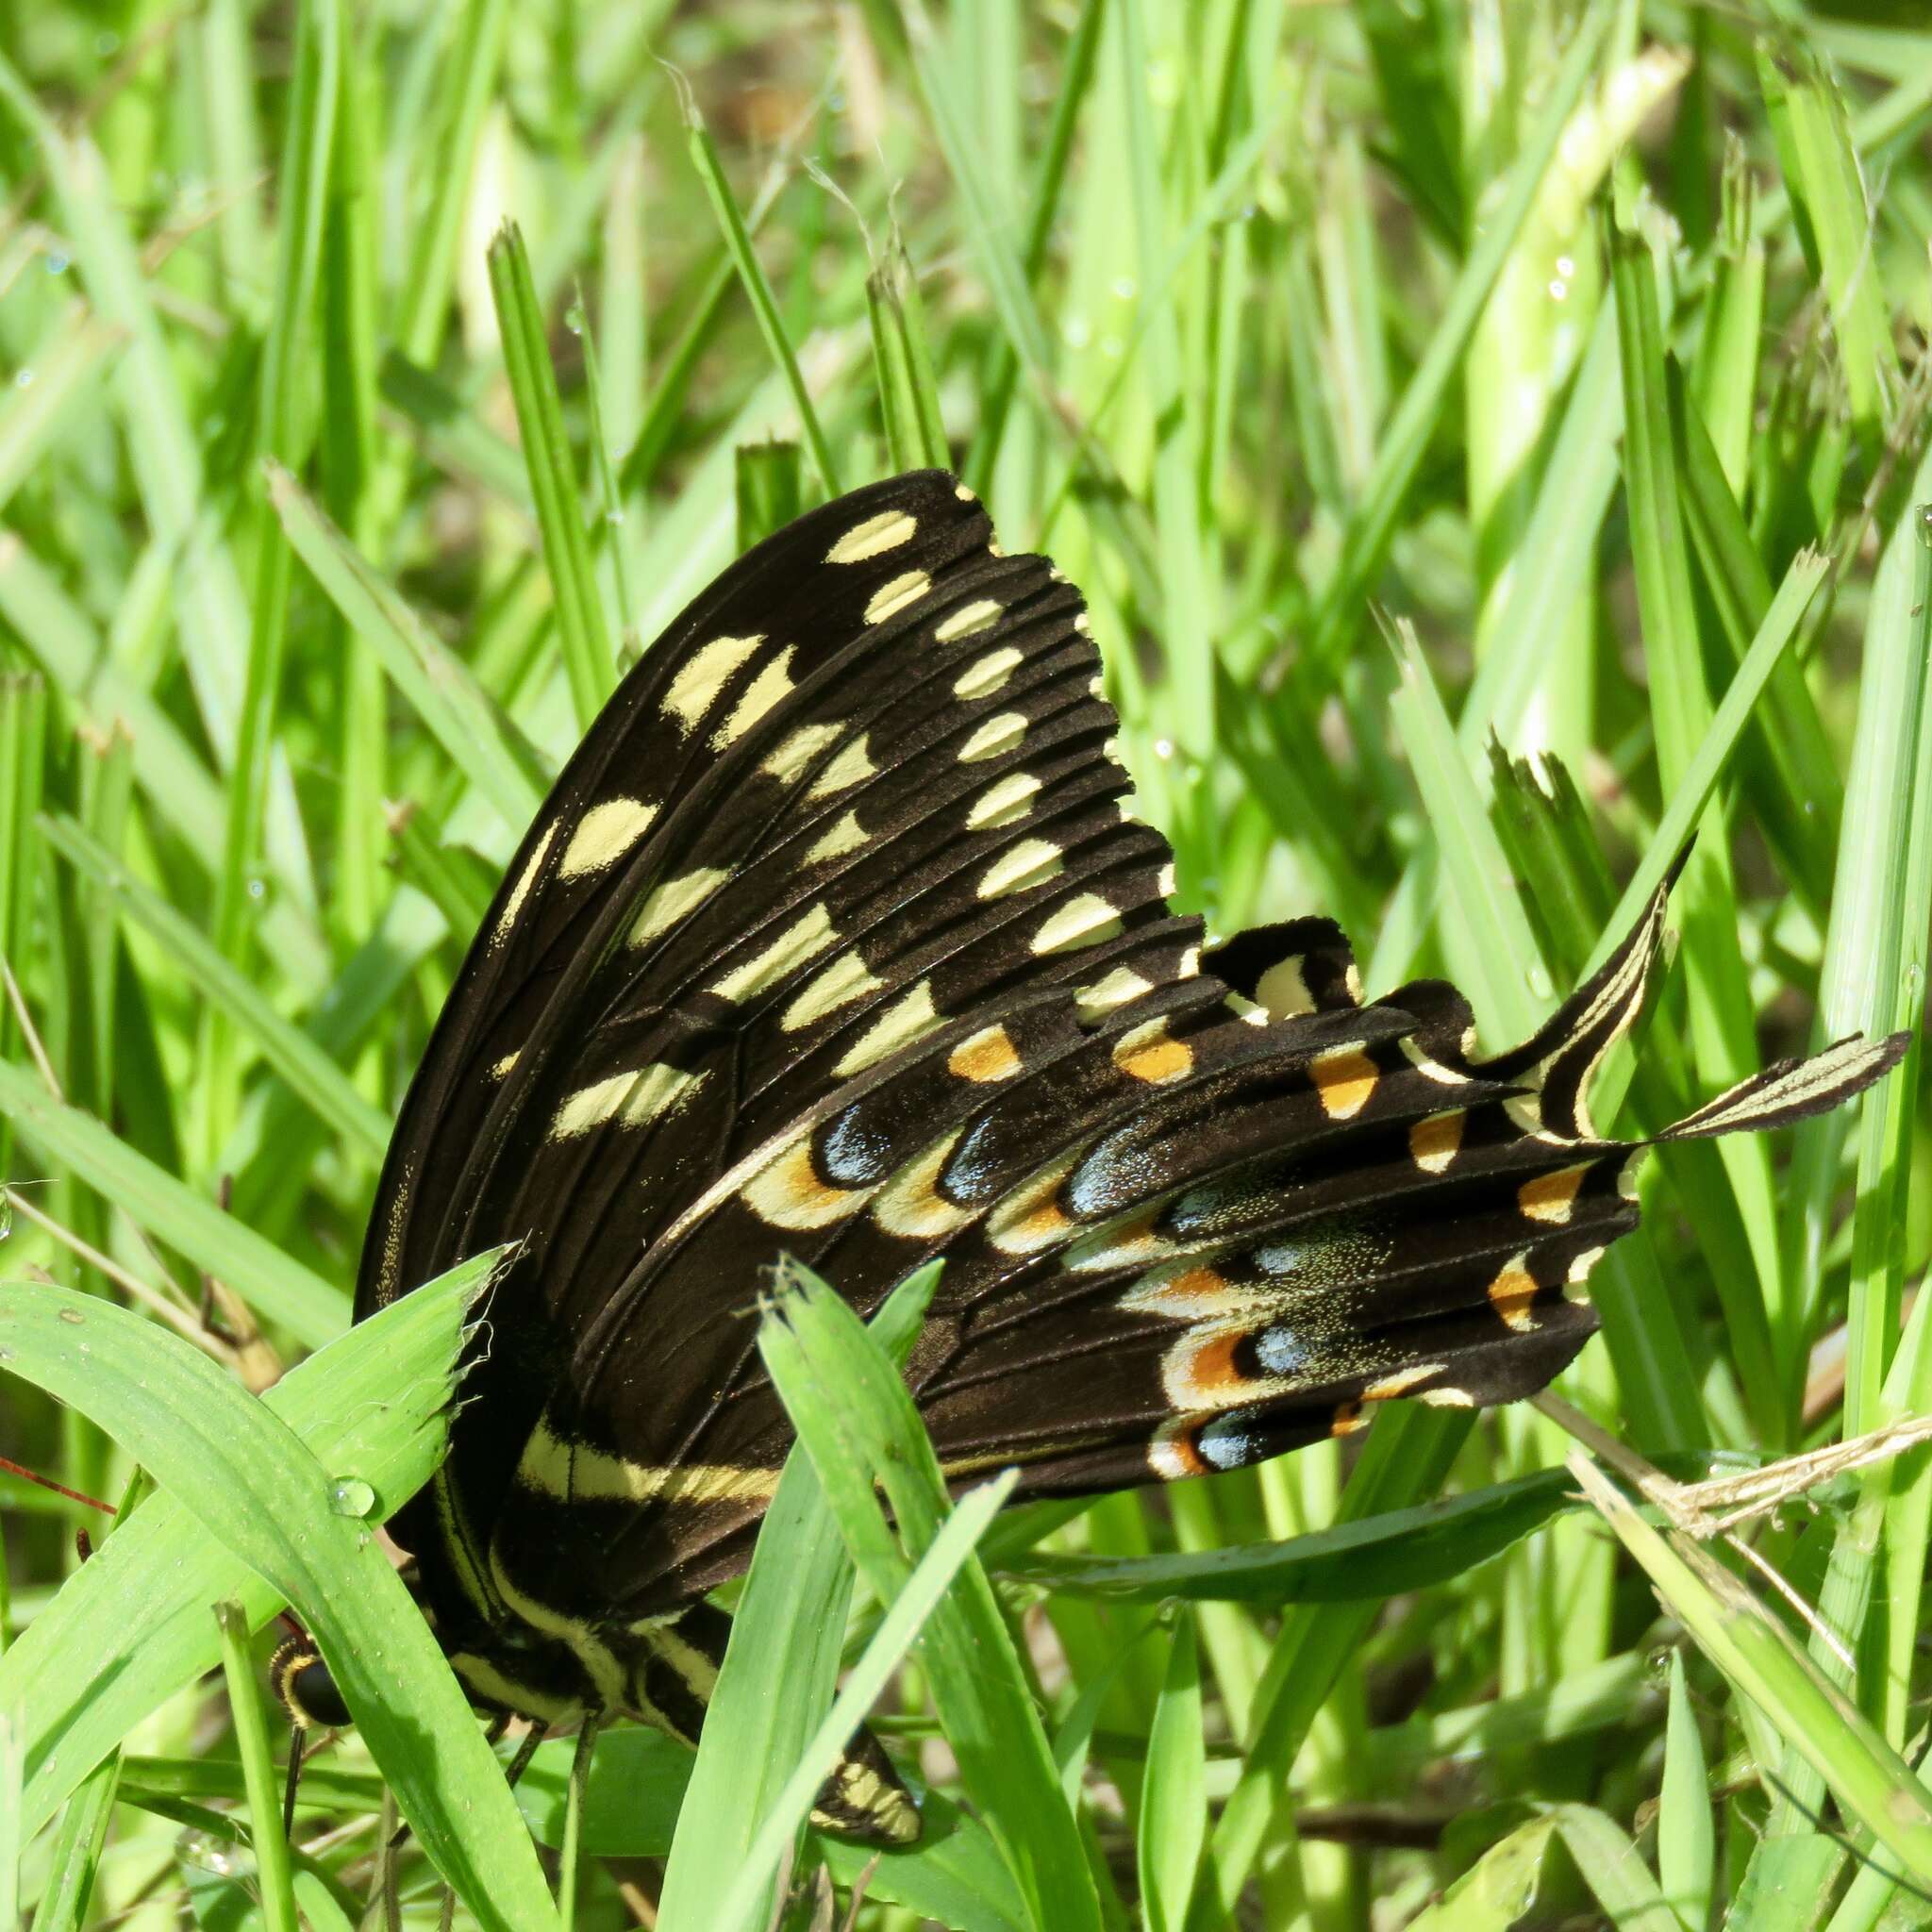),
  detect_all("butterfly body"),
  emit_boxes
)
[337,470,1904,1842]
